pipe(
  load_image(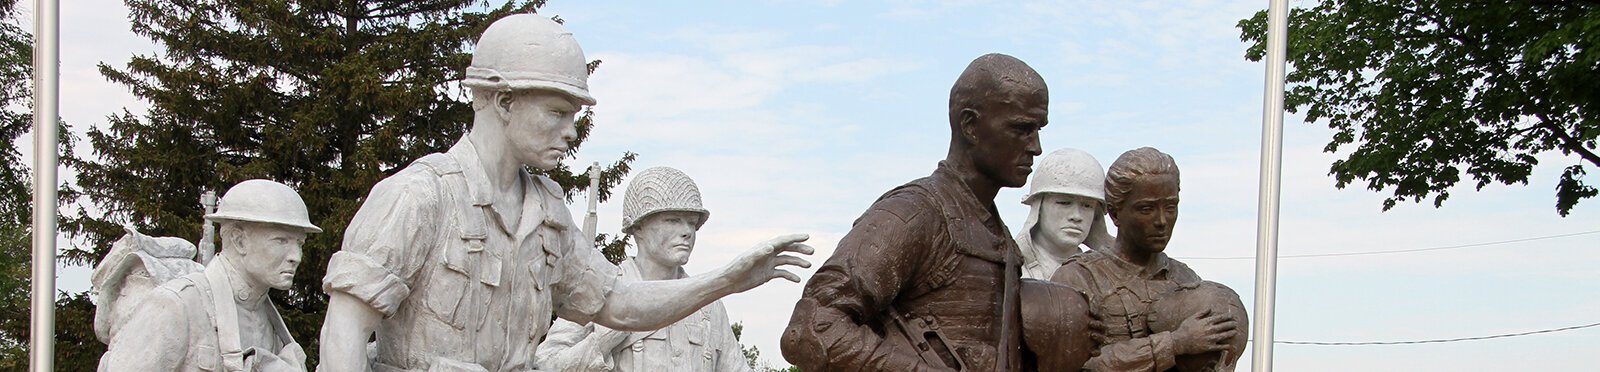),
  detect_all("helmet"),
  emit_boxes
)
[204,179,322,233]
[620,167,709,233]
[1022,148,1105,204]
[463,13,596,105]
